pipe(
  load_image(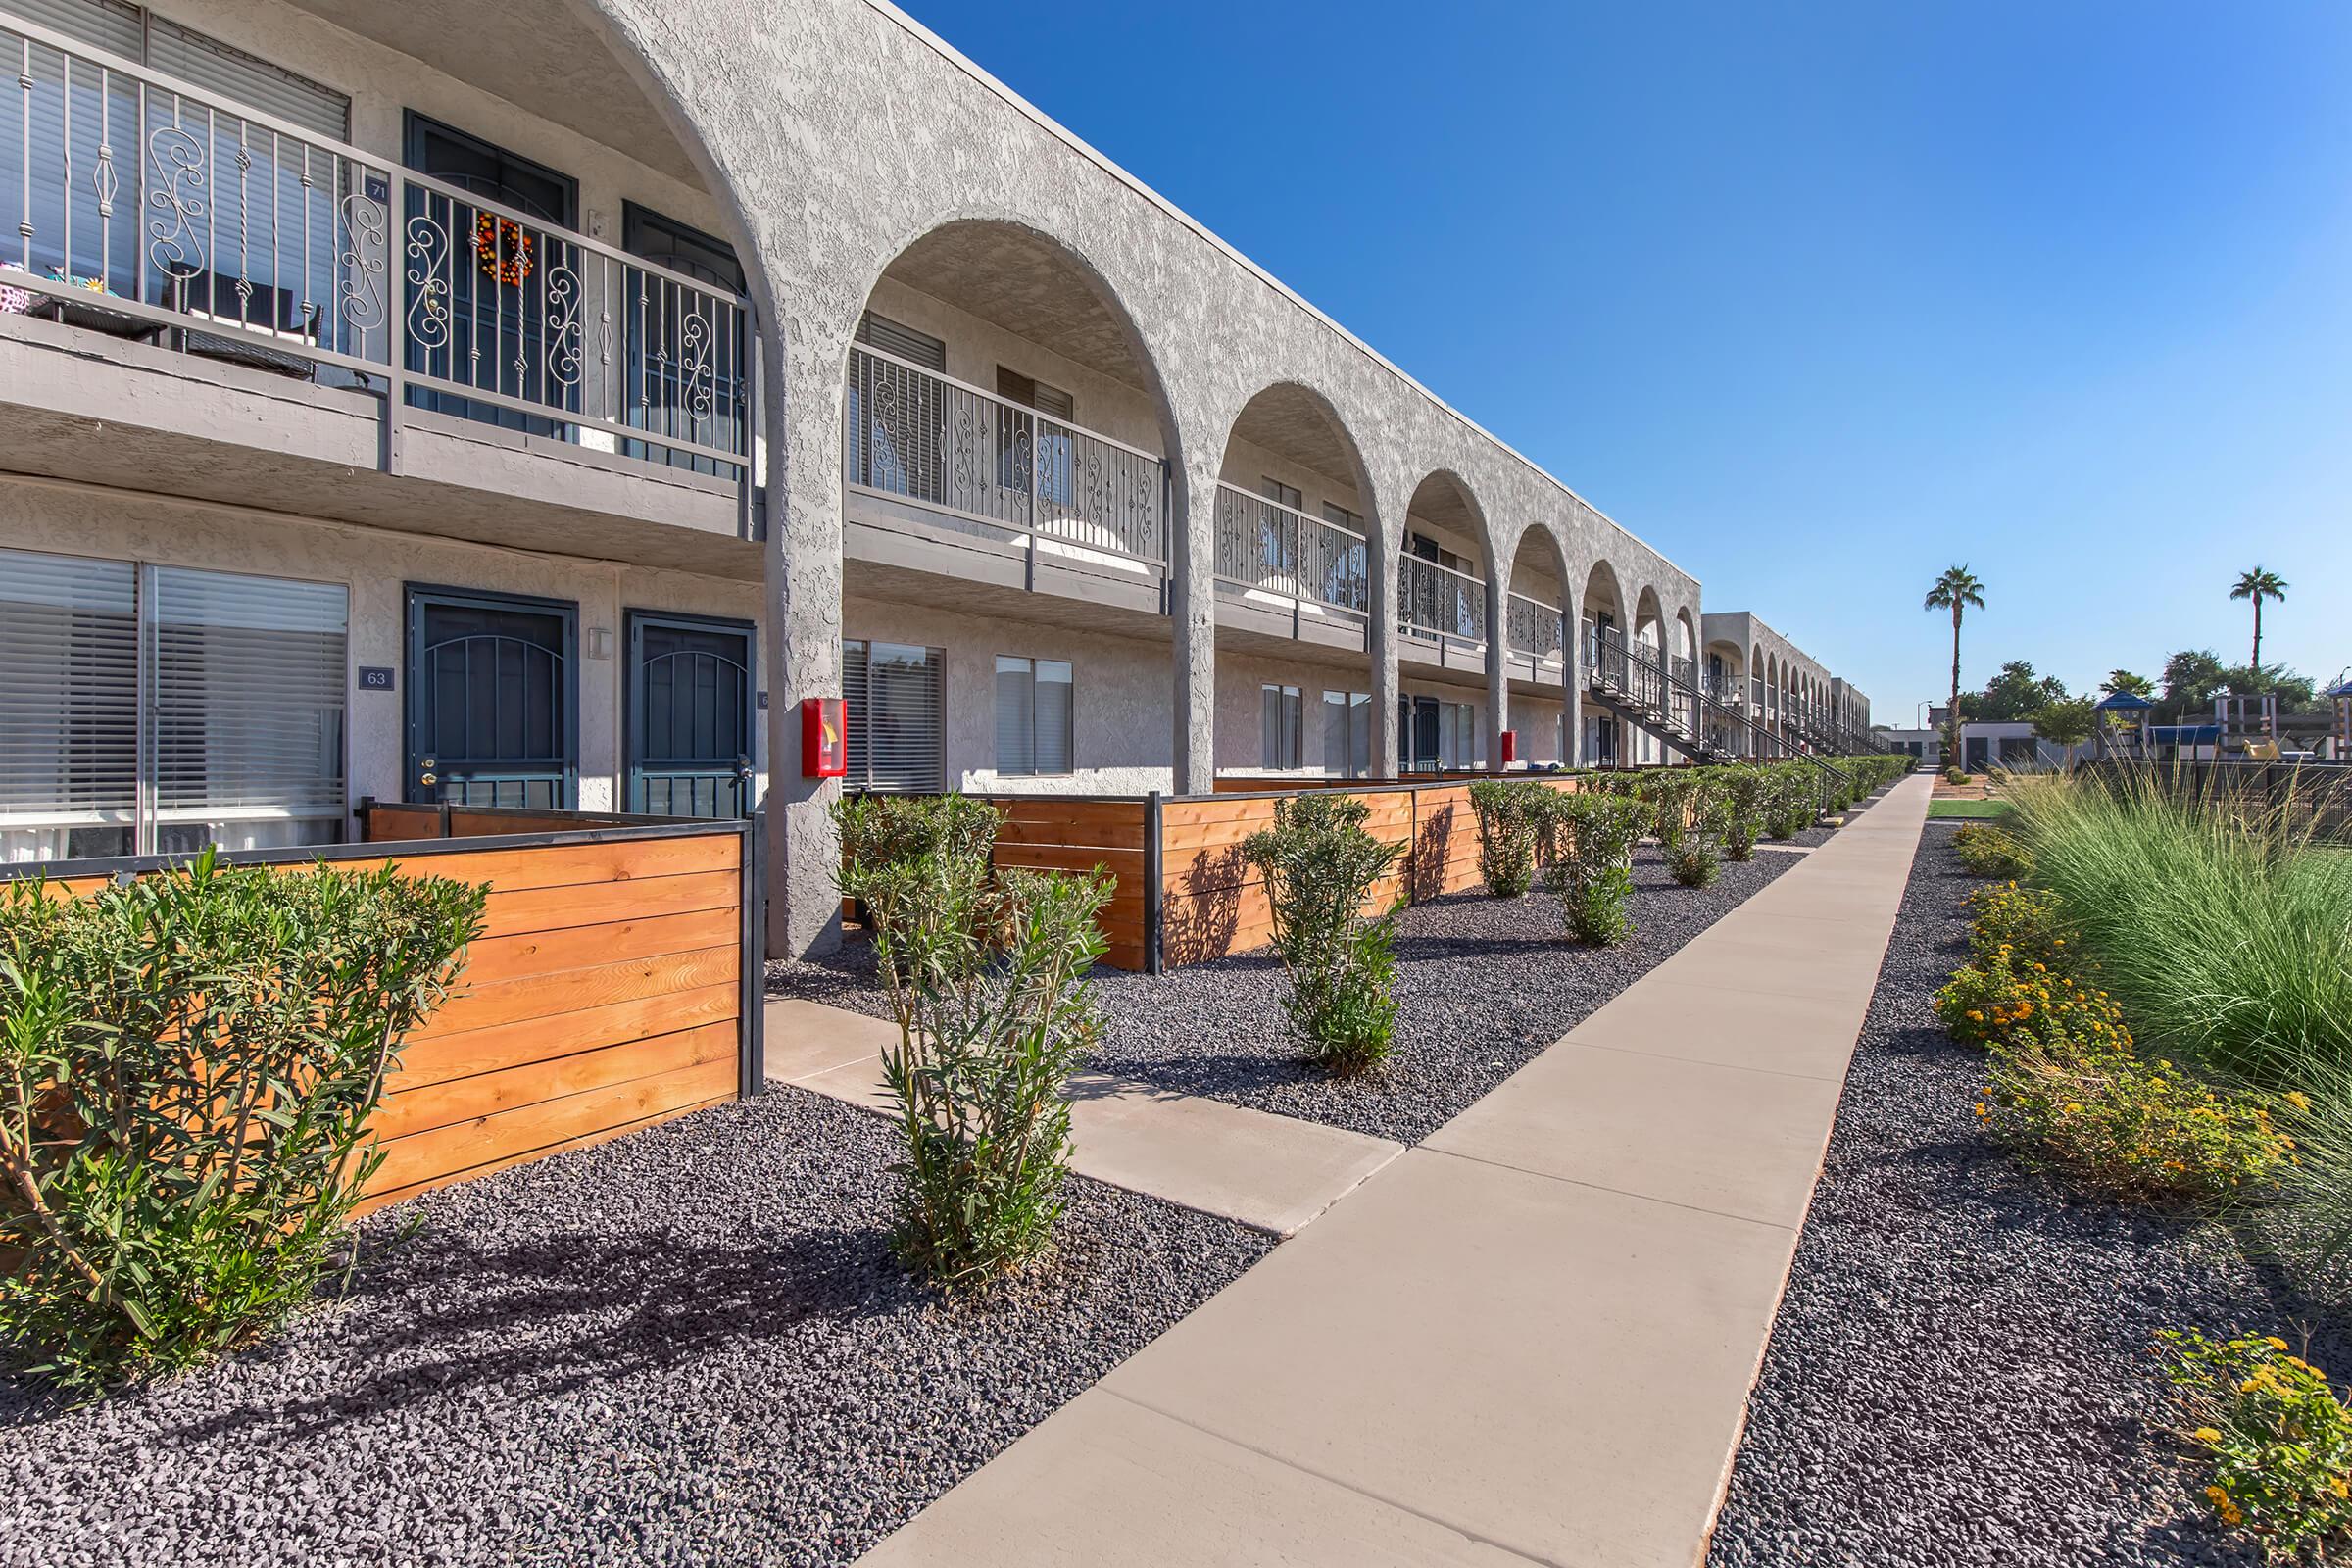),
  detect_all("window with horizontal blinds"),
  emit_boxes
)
[994,656,1072,777]
[151,566,347,852]
[0,550,136,861]
[996,367,1074,423]
[0,549,347,860]
[1322,690,1370,778]
[1260,684,1301,770]
[843,639,944,793]
[3,2,350,331]
[857,312,945,371]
